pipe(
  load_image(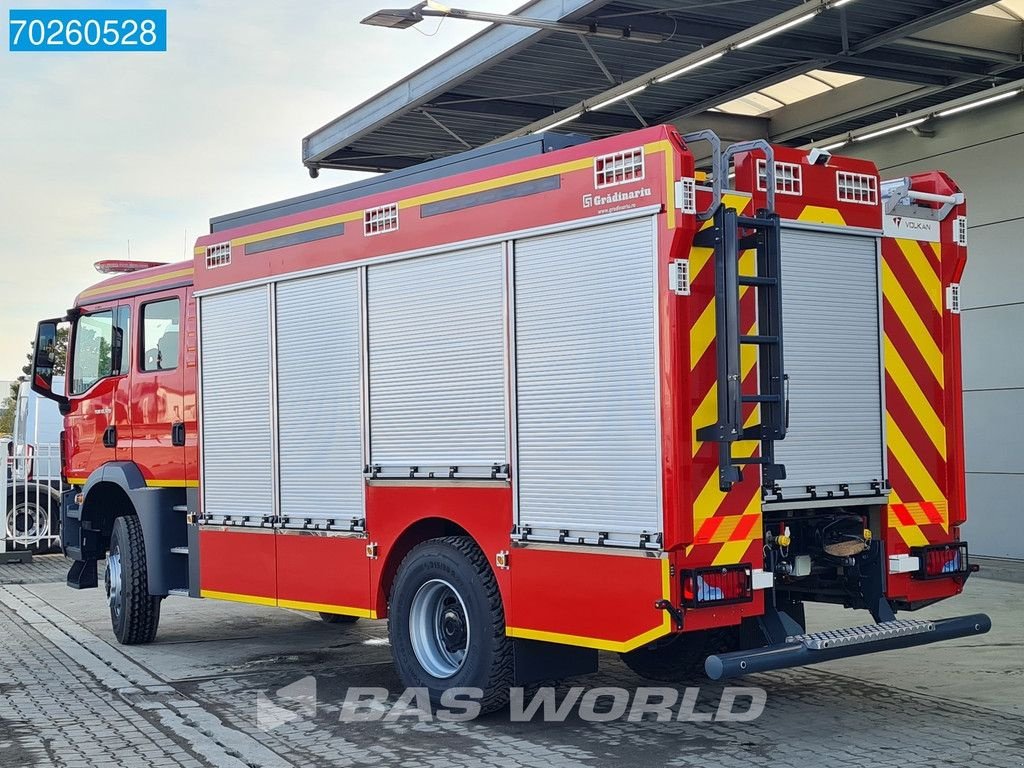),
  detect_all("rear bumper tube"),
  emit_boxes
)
[705,613,992,681]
